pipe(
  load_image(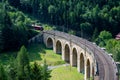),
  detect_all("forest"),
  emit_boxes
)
[7,0,120,36]
[0,0,38,51]
[0,0,120,61]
